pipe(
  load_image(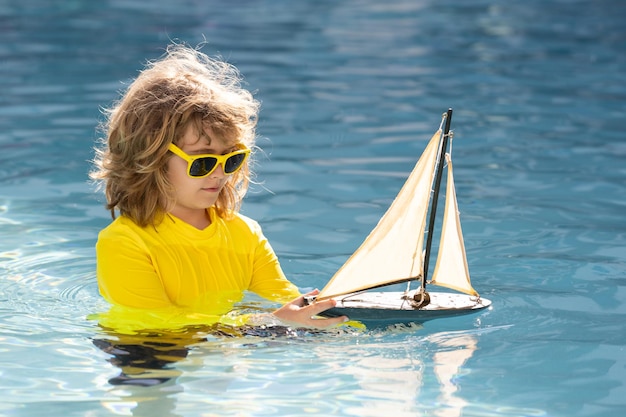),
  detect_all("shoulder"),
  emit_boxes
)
[229,212,262,232]
[218,211,265,238]
[96,216,151,252]
[98,216,142,239]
